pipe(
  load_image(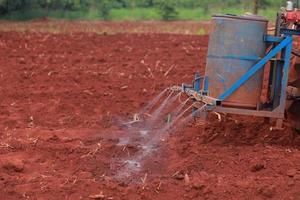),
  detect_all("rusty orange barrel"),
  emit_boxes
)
[205,14,268,108]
